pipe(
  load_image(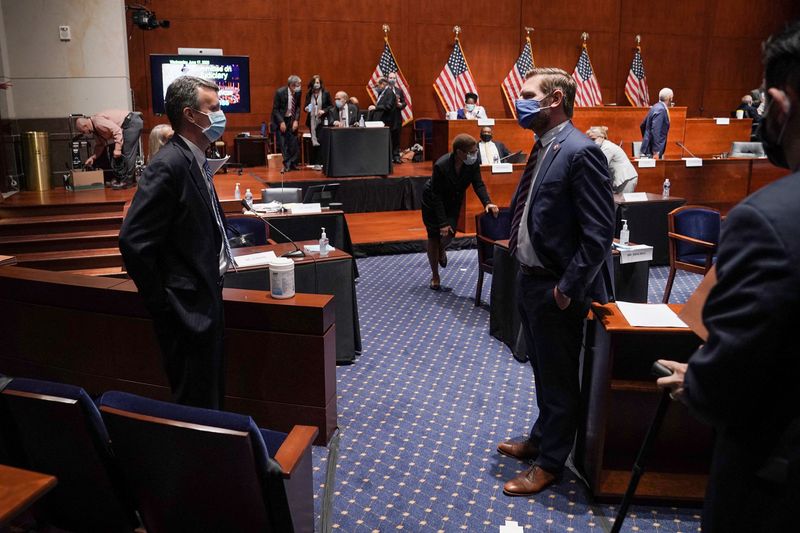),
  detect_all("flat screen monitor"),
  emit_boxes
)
[150,54,251,114]
[303,183,340,207]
